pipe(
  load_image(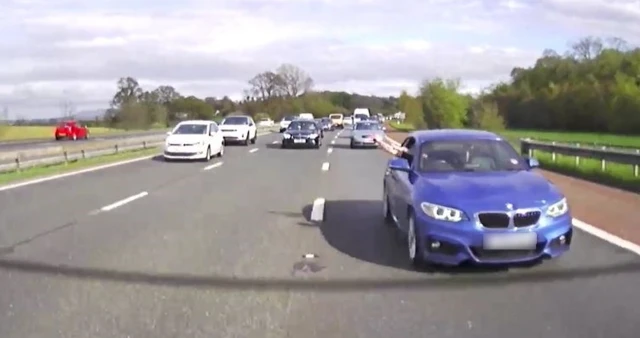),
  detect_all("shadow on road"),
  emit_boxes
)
[317,199,561,275]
